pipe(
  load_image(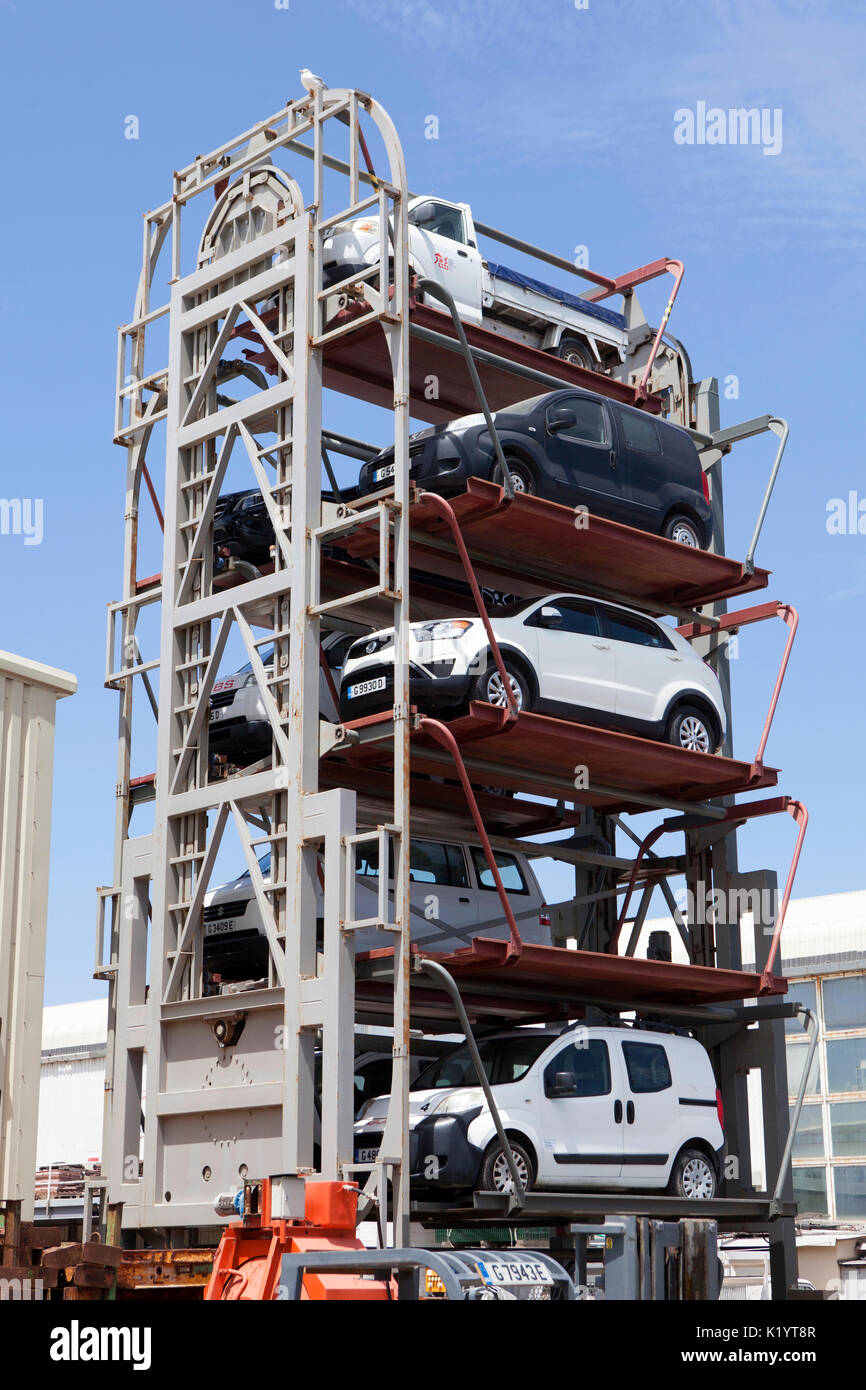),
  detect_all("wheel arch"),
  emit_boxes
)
[663,689,723,747]
[483,1128,540,1181]
[661,502,707,547]
[479,642,540,705]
